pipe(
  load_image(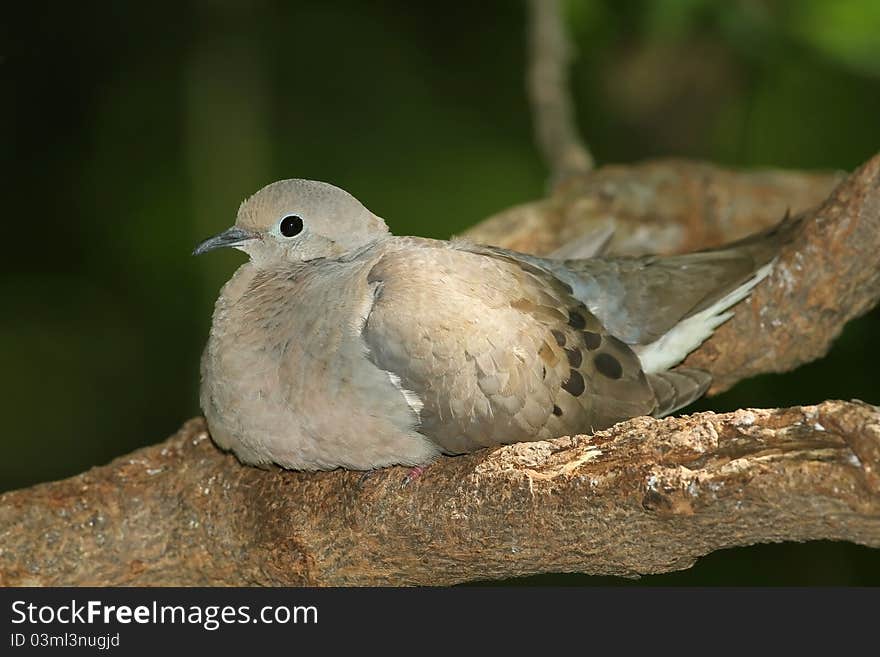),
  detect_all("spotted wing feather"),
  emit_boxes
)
[362,243,657,454]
